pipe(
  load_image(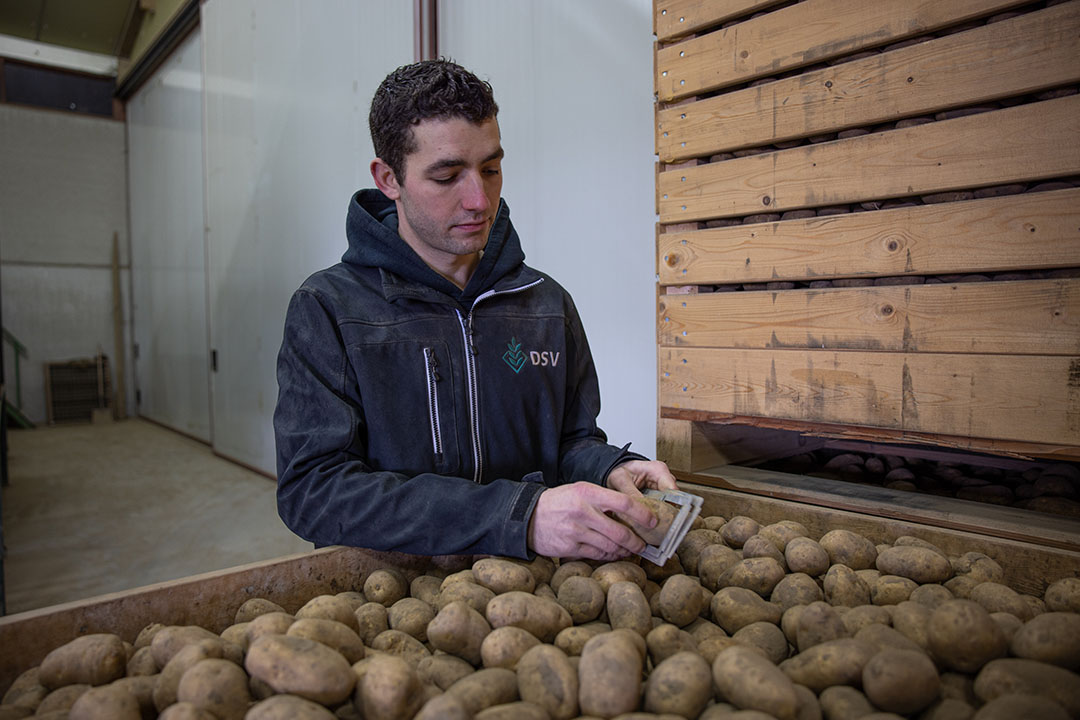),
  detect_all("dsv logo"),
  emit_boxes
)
[502,337,560,374]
